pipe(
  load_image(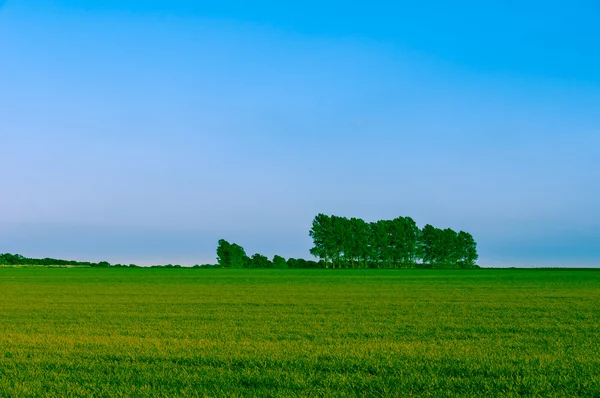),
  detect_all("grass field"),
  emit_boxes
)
[1,268,599,397]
